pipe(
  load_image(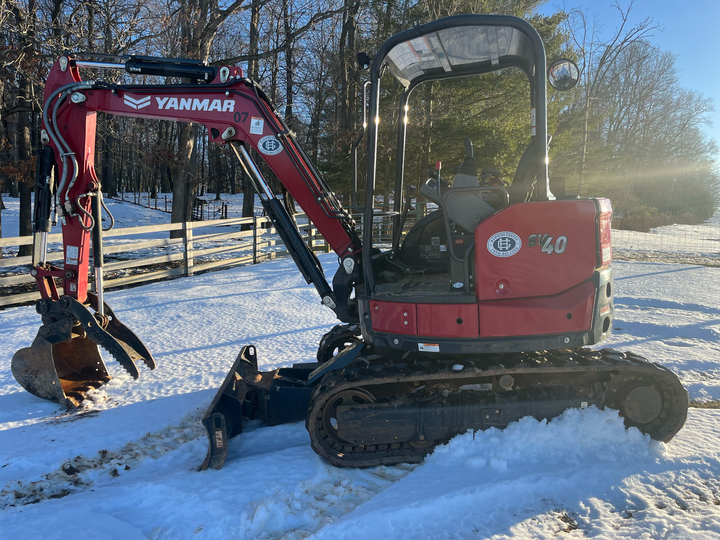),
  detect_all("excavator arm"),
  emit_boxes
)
[13,54,363,407]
